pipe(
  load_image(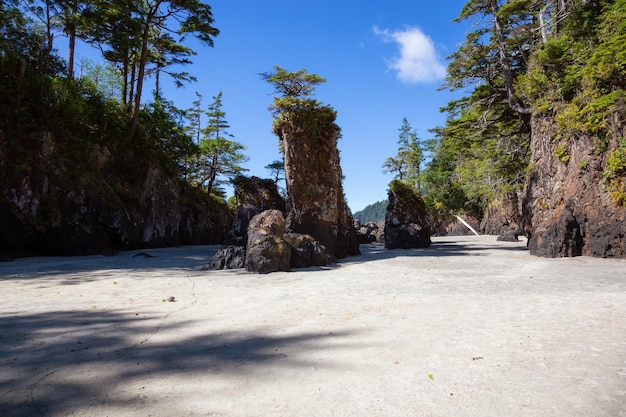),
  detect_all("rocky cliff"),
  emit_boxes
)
[522,114,626,257]
[0,137,233,259]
